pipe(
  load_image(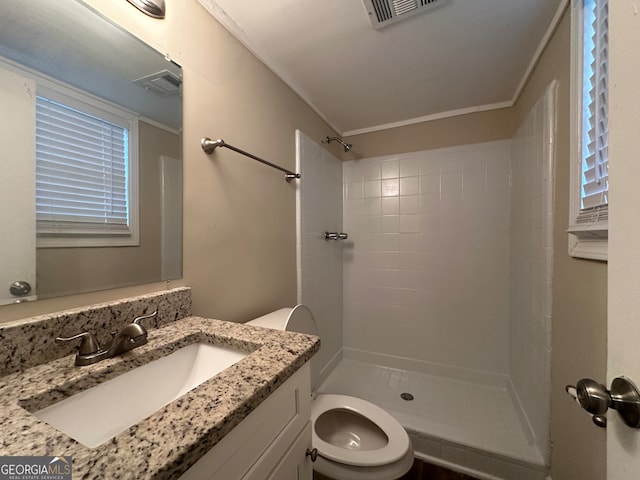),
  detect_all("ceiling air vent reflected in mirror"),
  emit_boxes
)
[134,69,182,96]
[362,0,449,30]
